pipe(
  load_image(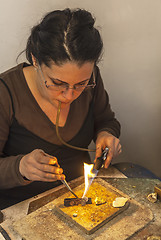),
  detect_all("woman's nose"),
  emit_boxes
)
[63,87,74,100]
